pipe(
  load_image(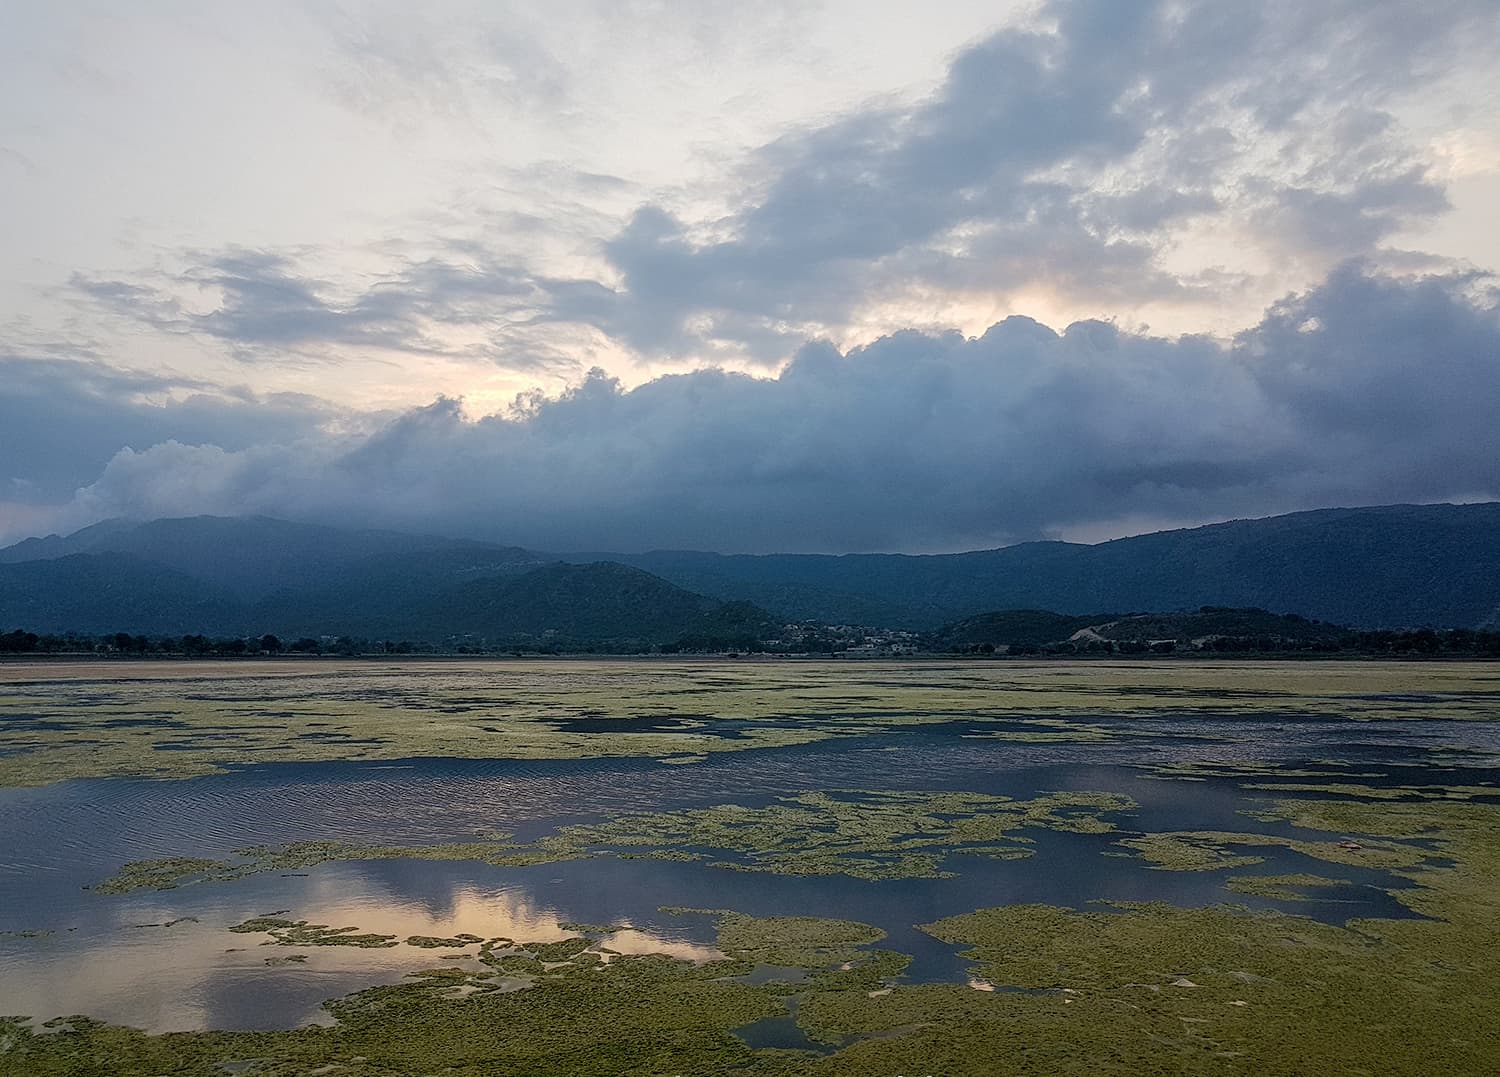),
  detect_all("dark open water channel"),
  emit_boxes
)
[1,716,1496,1034]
